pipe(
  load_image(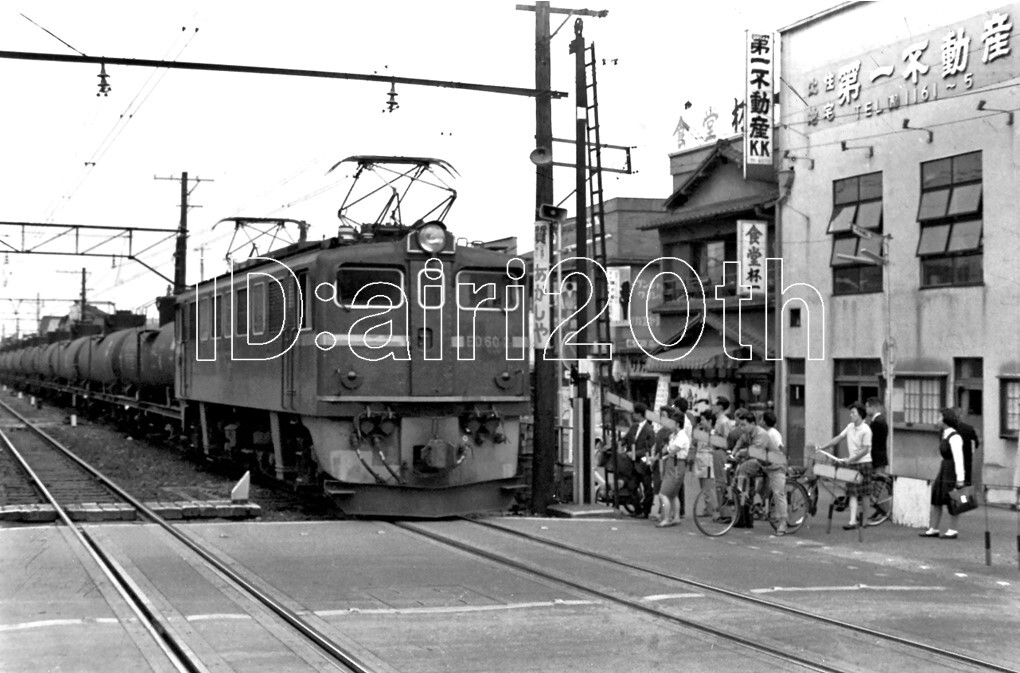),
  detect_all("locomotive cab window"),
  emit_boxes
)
[336,266,405,308]
[456,270,512,311]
